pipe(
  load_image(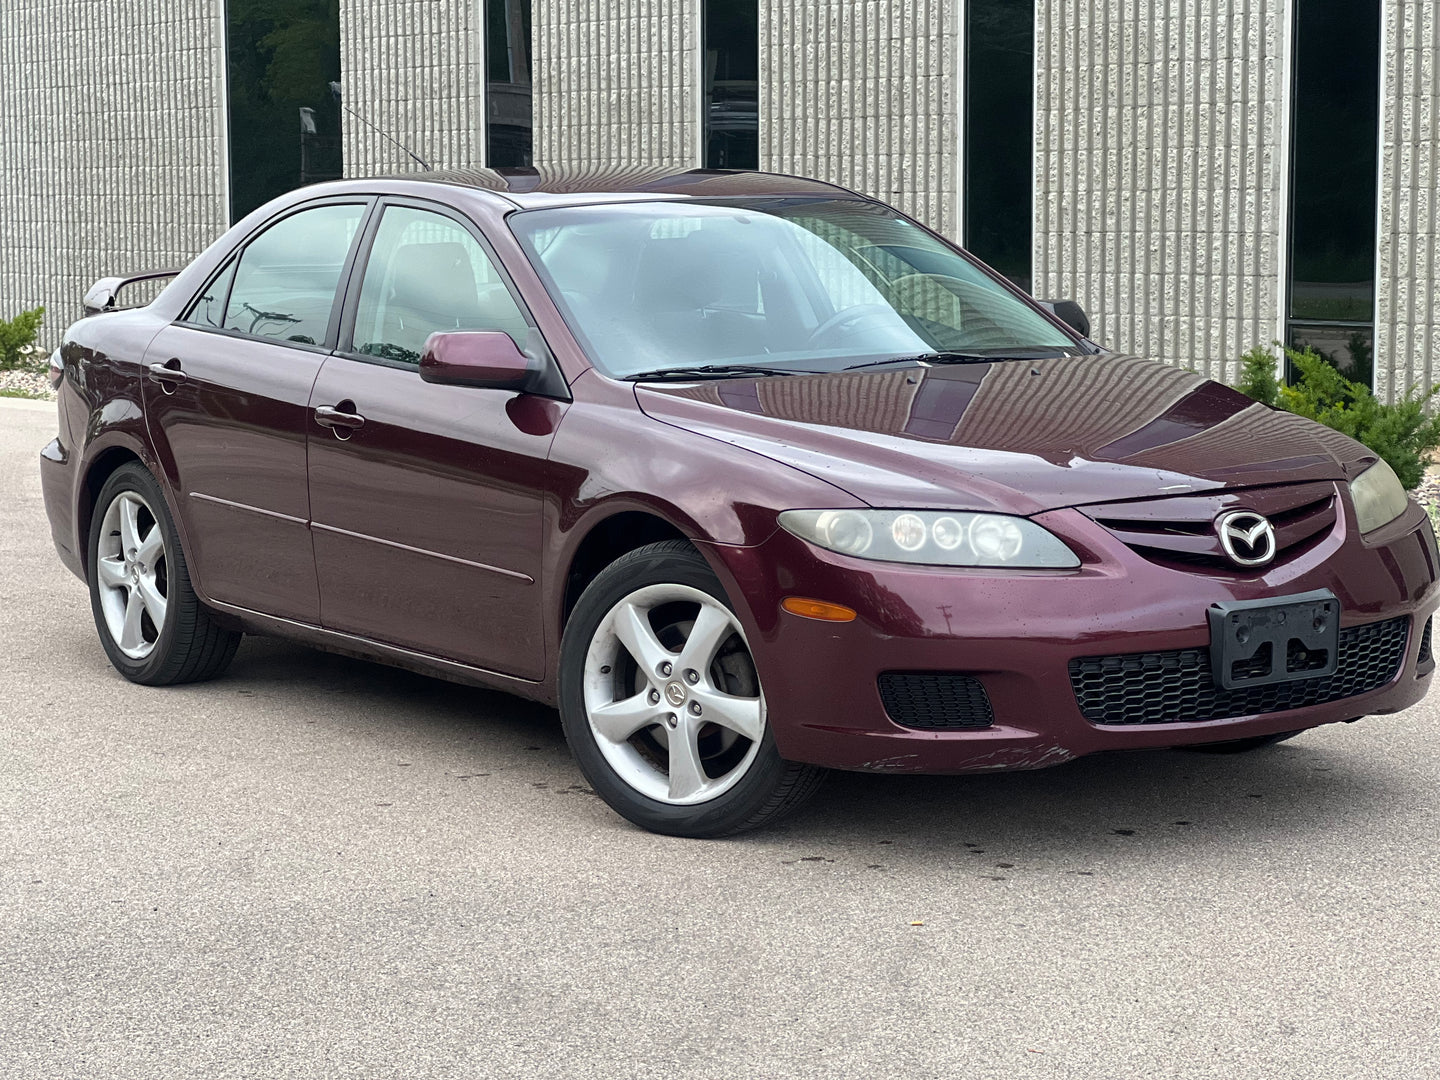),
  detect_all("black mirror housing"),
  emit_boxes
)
[1038,298,1092,339]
